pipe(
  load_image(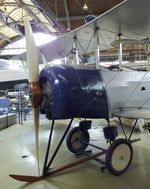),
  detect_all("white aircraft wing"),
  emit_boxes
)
[39,0,150,62]
[123,63,150,71]
[113,108,150,119]
[11,0,150,63]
